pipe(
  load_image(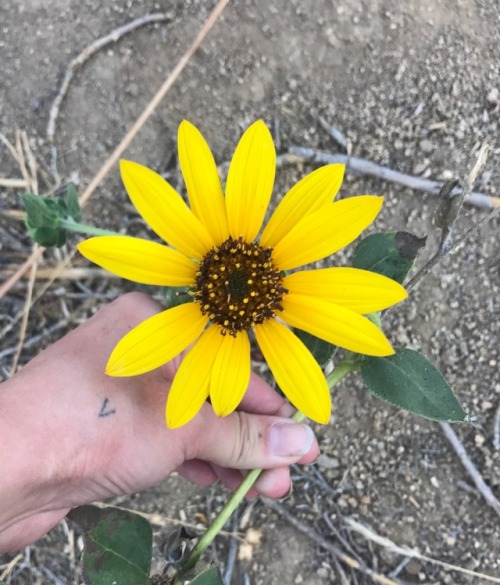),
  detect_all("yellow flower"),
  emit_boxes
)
[78,120,407,428]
